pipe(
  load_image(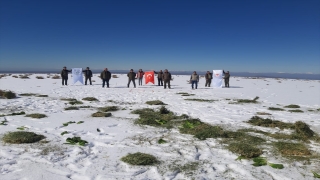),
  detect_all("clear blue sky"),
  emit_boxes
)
[0,0,319,73]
